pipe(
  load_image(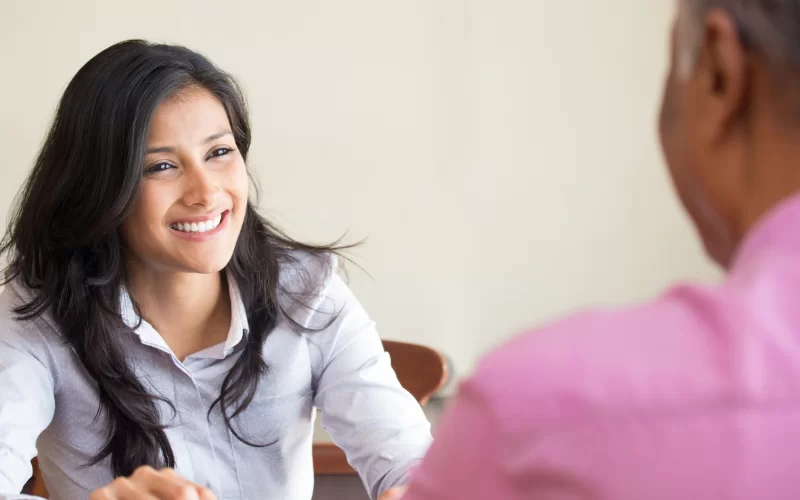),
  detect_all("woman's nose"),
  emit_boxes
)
[181,161,220,208]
